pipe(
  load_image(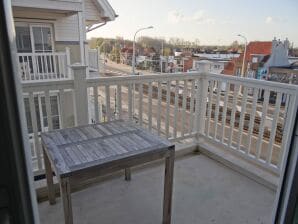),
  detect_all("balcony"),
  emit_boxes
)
[17,48,100,82]
[38,153,275,224]
[21,66,298,222]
